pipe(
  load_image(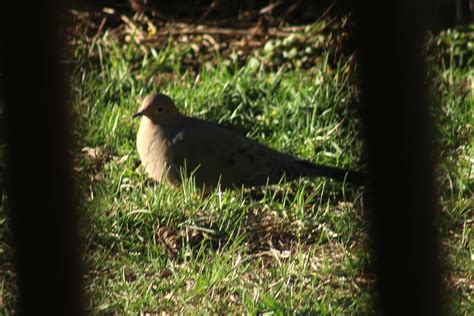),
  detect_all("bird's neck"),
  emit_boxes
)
[139,114,184,139]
